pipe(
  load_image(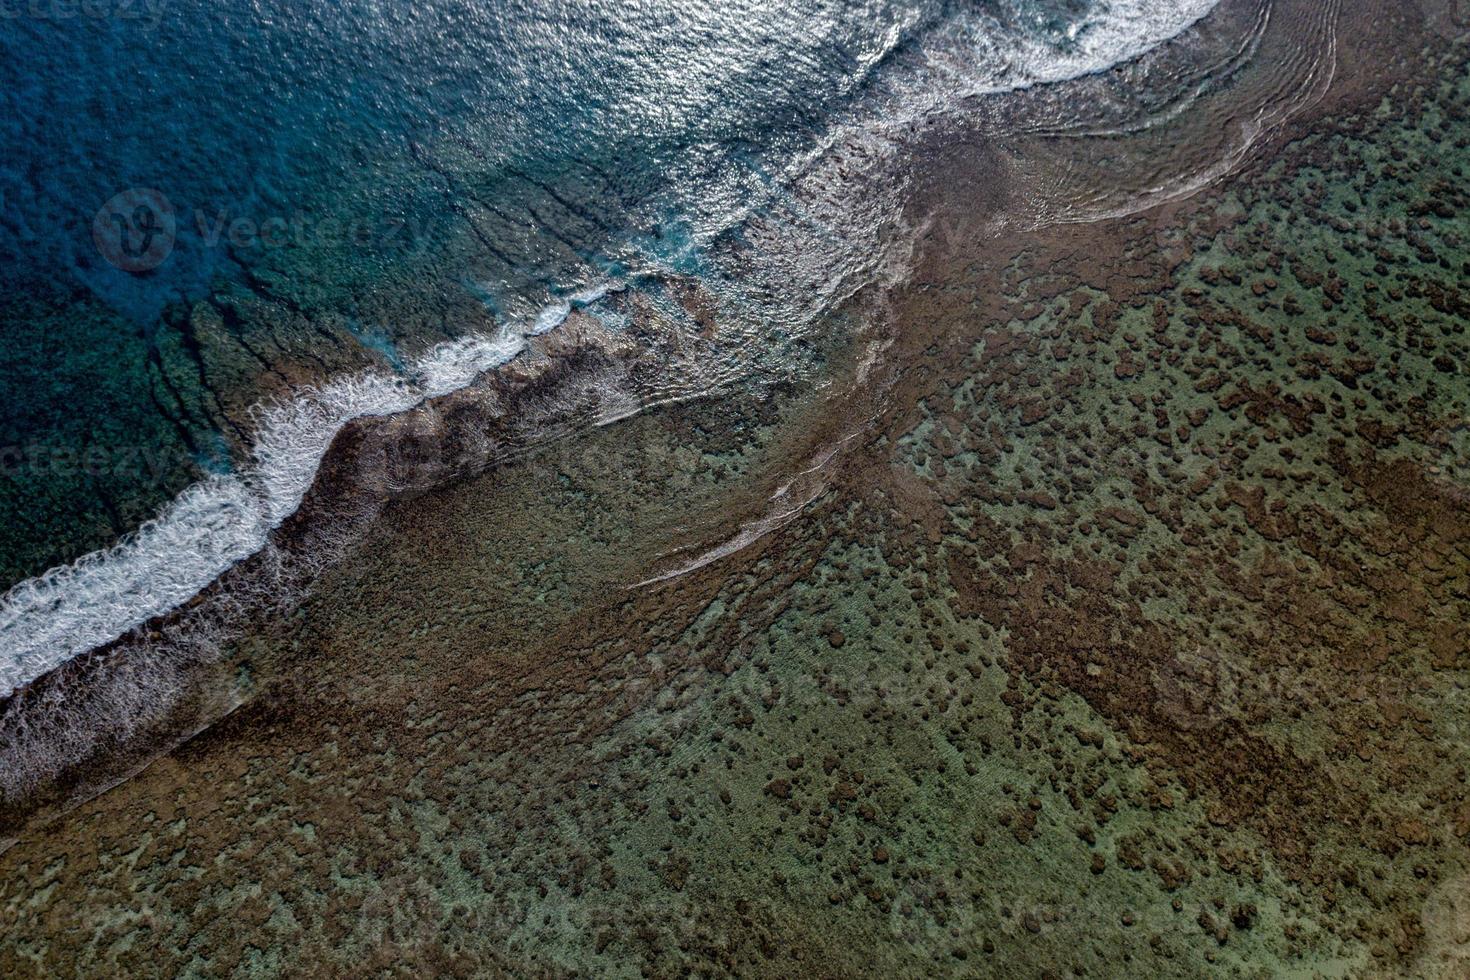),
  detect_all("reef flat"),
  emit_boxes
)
[2,4,1468,979]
